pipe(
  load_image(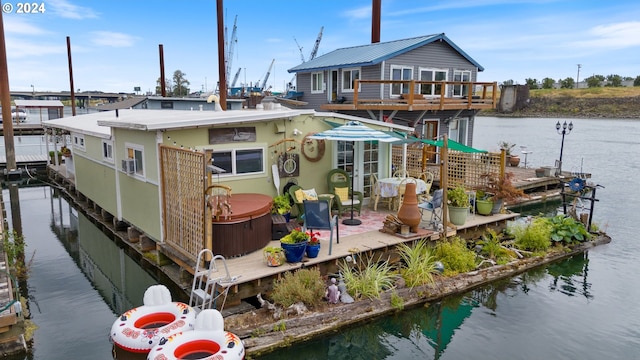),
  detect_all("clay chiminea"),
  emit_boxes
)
[397,182,421,233]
